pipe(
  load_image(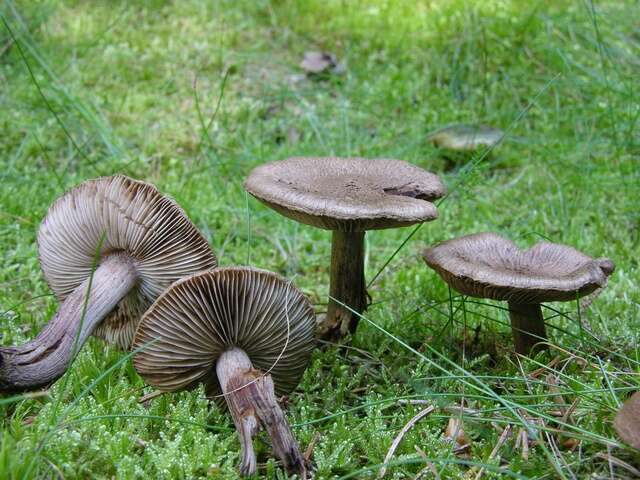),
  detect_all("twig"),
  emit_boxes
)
[398,399,431,406]
[378,405,435,479]
[138,390,164,404]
